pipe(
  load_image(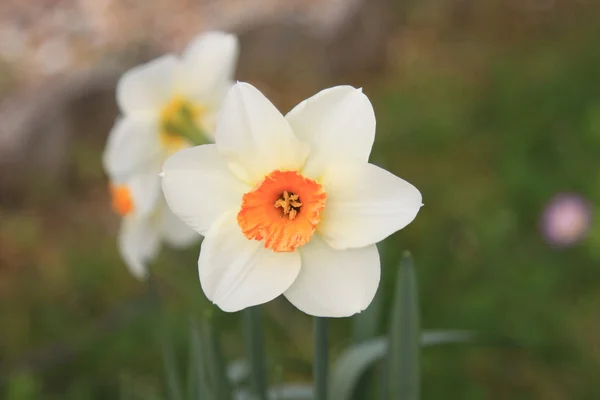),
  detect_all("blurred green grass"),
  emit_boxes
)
[2,3,600,399]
